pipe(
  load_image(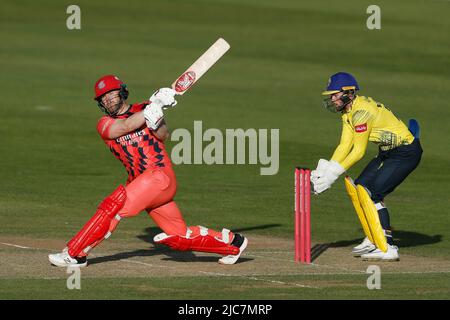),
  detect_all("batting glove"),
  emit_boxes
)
[149,88,177,109]
[144,103,164,130]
